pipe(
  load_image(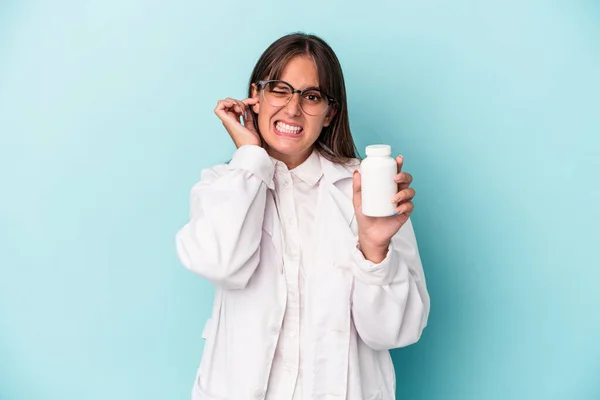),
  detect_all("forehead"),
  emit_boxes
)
[278,56,319,88]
